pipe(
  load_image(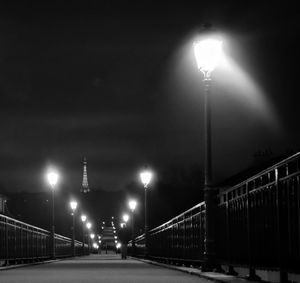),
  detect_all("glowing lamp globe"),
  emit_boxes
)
[81,215,87,222]
[70,201,78,211]
[140,170,152,188]
[128,199,137,212]
[193,38,223,74]
[123,214,129,223]
[47,171,59,188]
